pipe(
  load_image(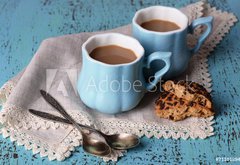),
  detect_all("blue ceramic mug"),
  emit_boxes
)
[132,6,213,78]
[78,33,171,114]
